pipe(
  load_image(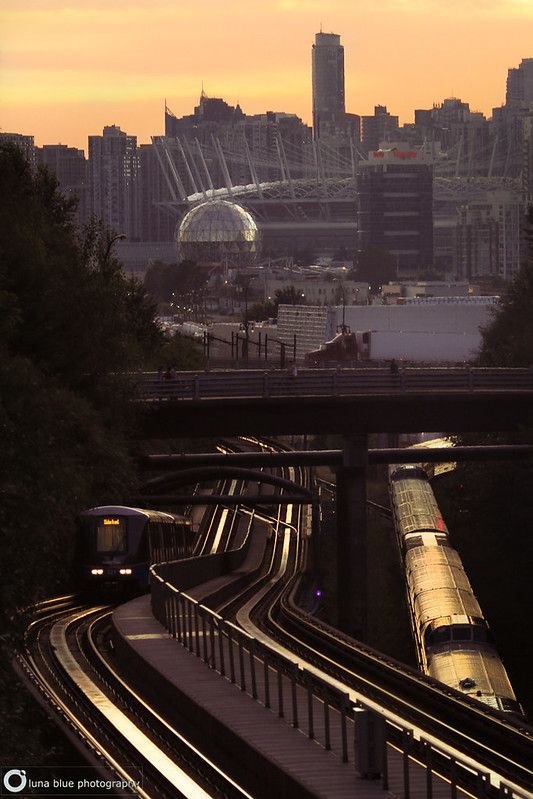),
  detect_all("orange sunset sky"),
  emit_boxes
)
[1,0,532,154]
